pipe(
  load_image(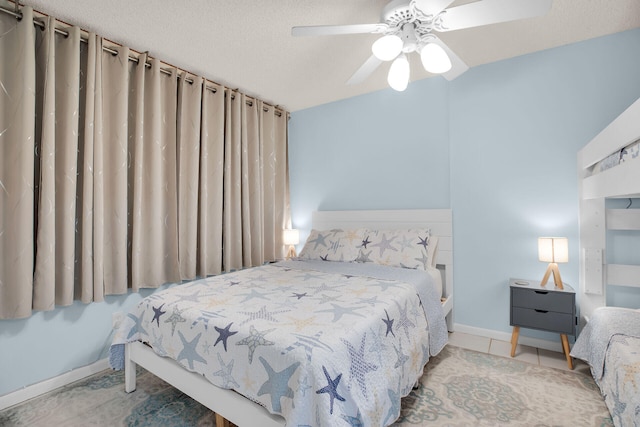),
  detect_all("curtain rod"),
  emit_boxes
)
[0,3,286,117]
